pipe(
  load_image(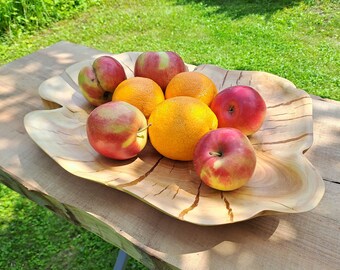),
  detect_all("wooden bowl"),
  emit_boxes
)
[24,52,325,225]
